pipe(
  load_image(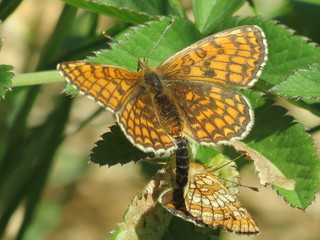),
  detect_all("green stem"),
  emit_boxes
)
[12,70,64,87]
